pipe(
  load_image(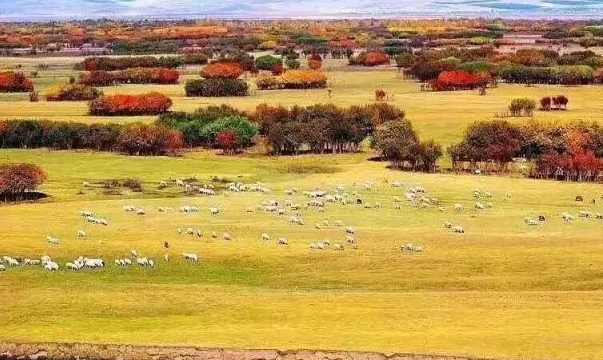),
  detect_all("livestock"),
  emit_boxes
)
[223,232,232,241]
[452,226,466,234]
[183,253,199,262]
[262,233,270,241]
[77,230,87,238]
[209,207,220,215]
[278,237,289,246]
